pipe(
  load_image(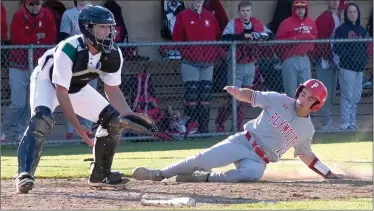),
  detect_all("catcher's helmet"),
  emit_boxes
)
[294,79,328,112]
[78,5,116,53]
